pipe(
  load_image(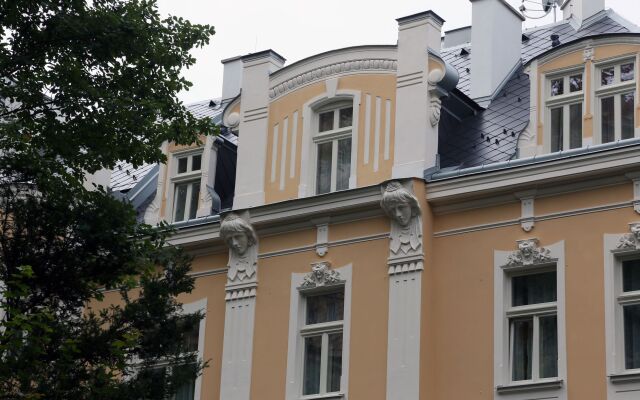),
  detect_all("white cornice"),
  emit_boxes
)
[427,145,640,205]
